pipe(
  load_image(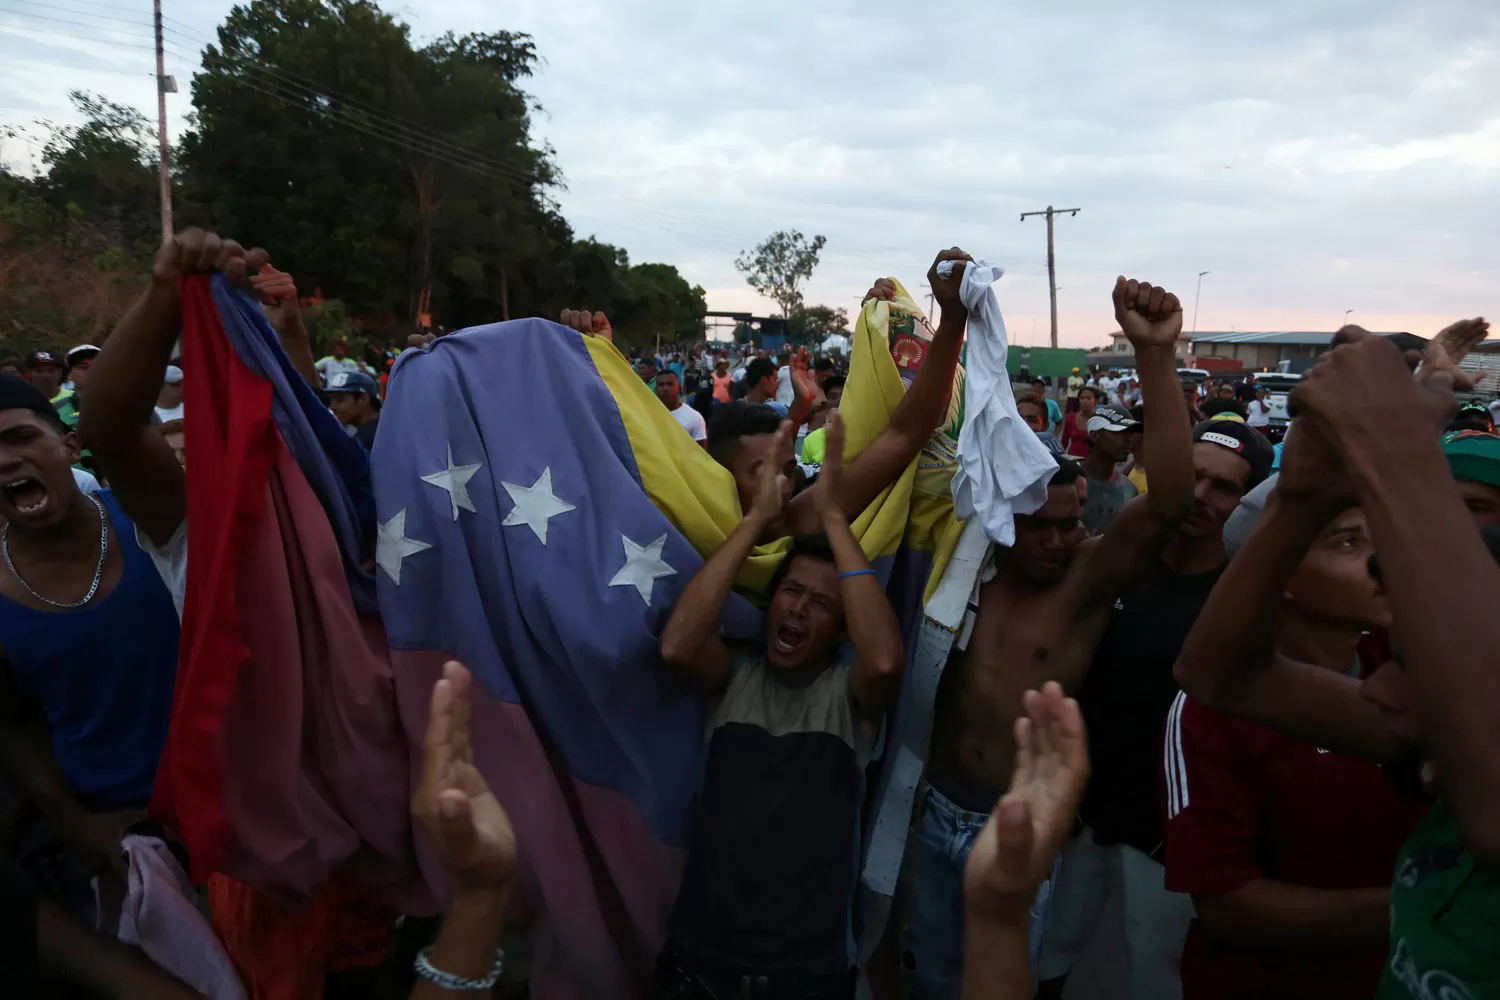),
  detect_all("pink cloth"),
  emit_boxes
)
[96,835,247,1000]
[216,442,433,913]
